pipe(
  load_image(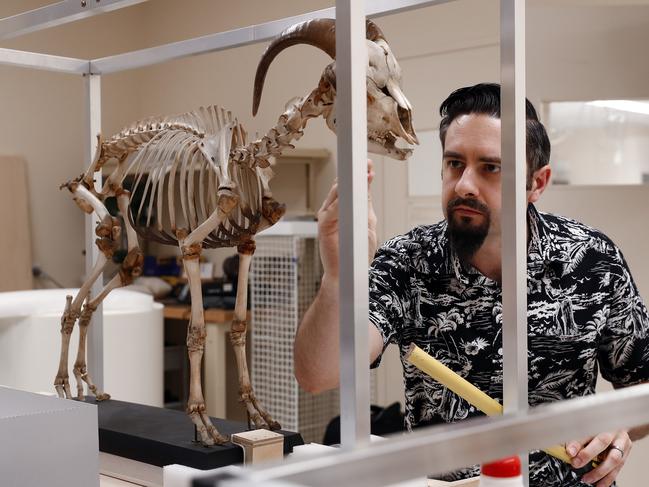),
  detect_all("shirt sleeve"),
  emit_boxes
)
[598,244,649,387]
[369,234,412,368]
